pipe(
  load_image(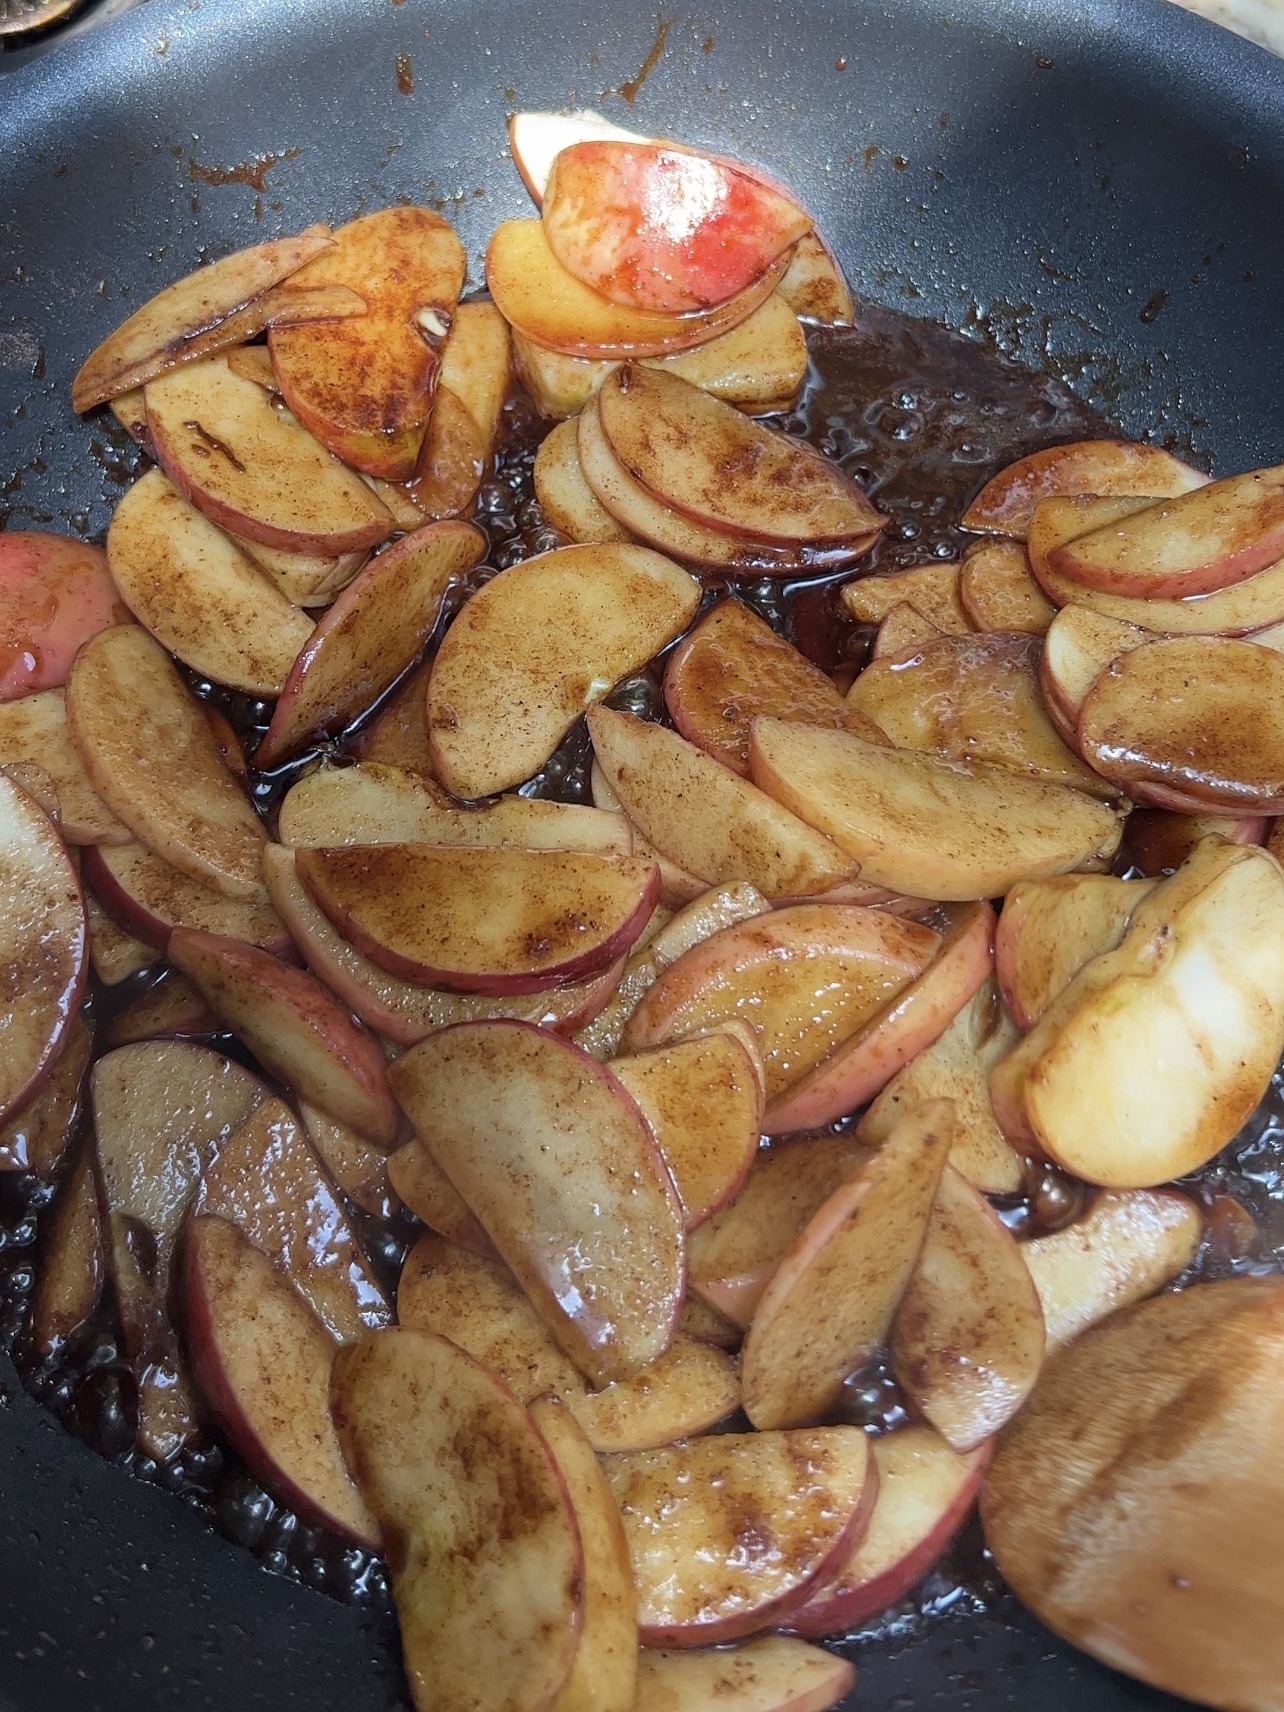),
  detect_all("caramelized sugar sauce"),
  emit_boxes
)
[4,308,1281,1642]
